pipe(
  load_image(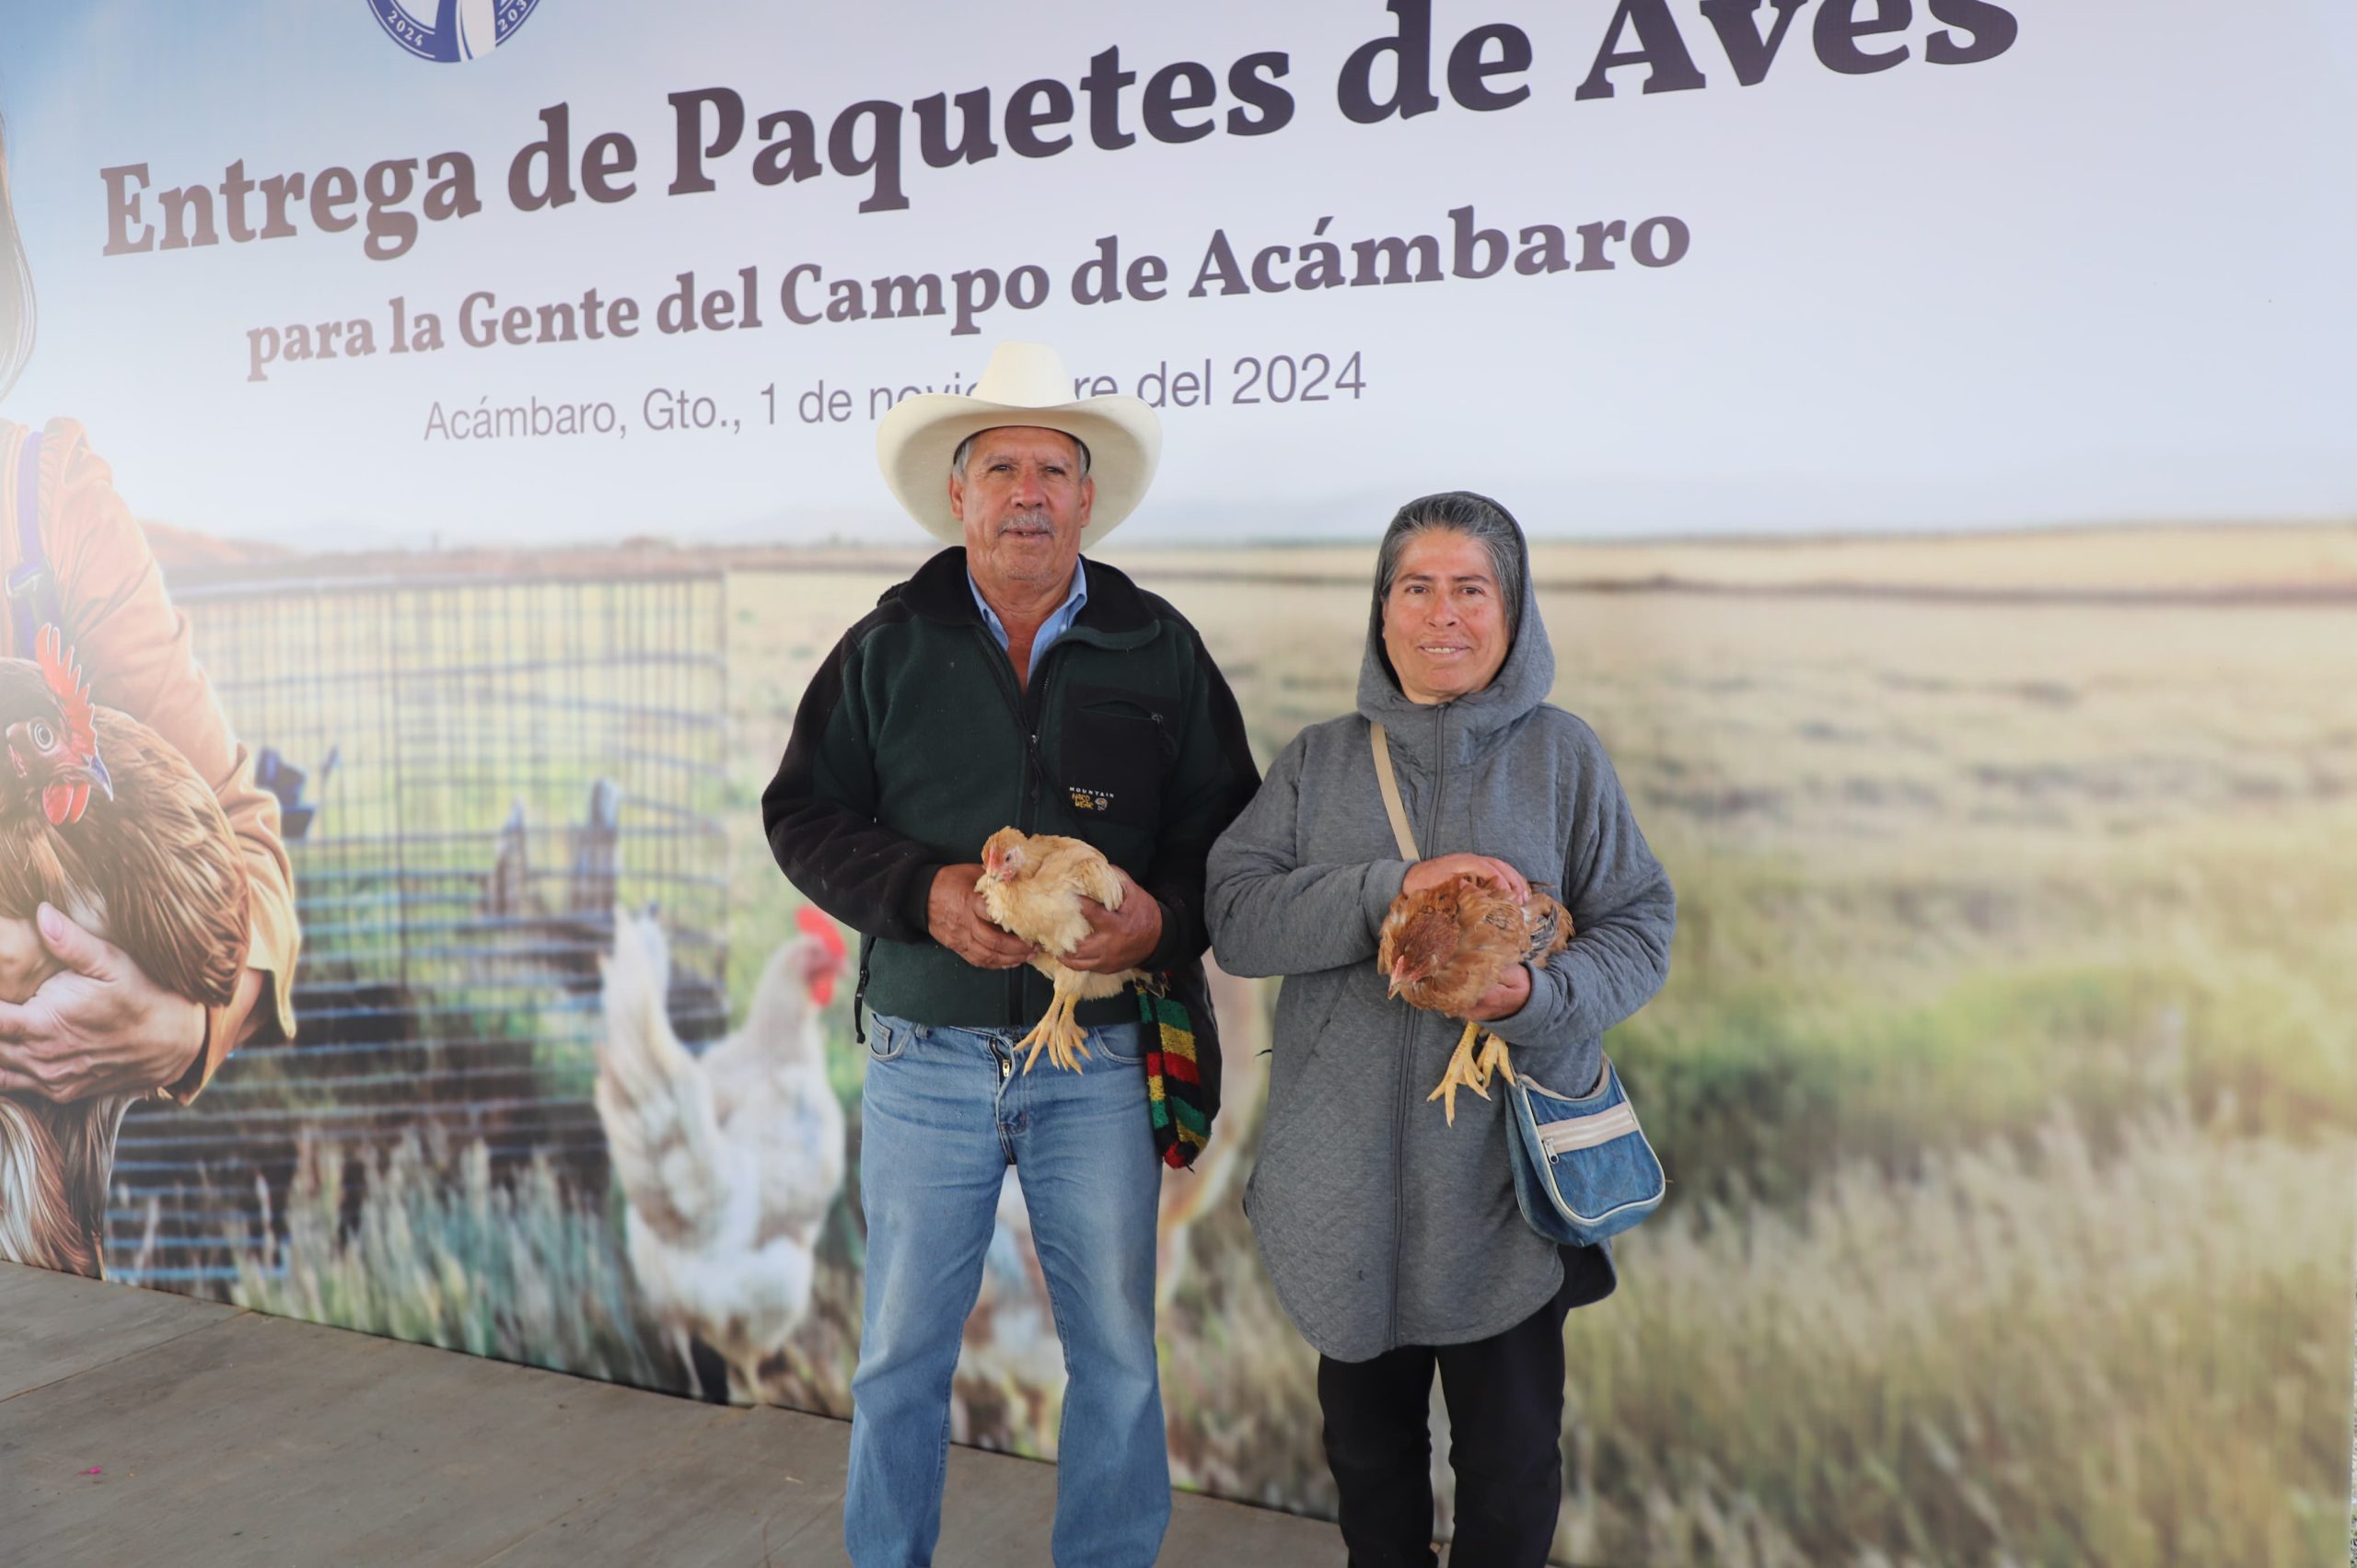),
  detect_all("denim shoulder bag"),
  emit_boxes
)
[1369,721,1666,1247]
